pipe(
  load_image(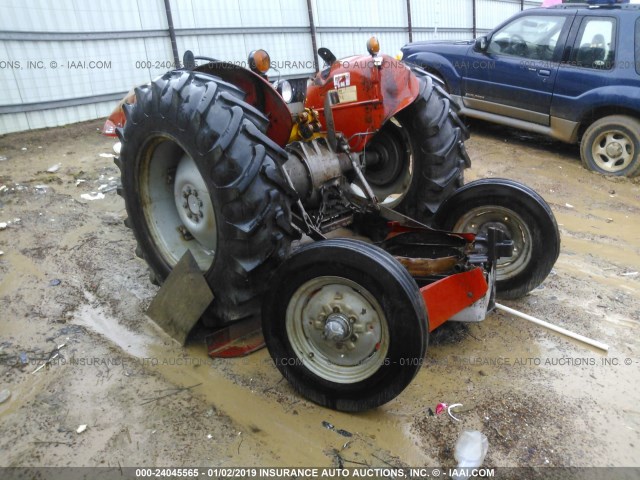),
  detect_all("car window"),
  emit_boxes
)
[636,17,640,75]
[572,17,616,70]
[487,15,567,61]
